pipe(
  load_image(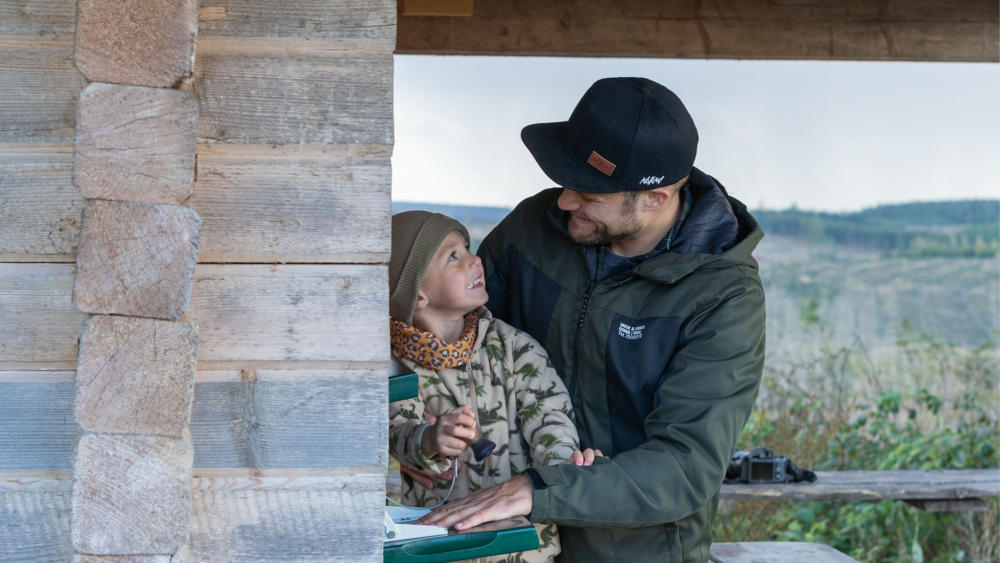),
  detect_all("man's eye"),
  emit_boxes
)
[448,252,457,261]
